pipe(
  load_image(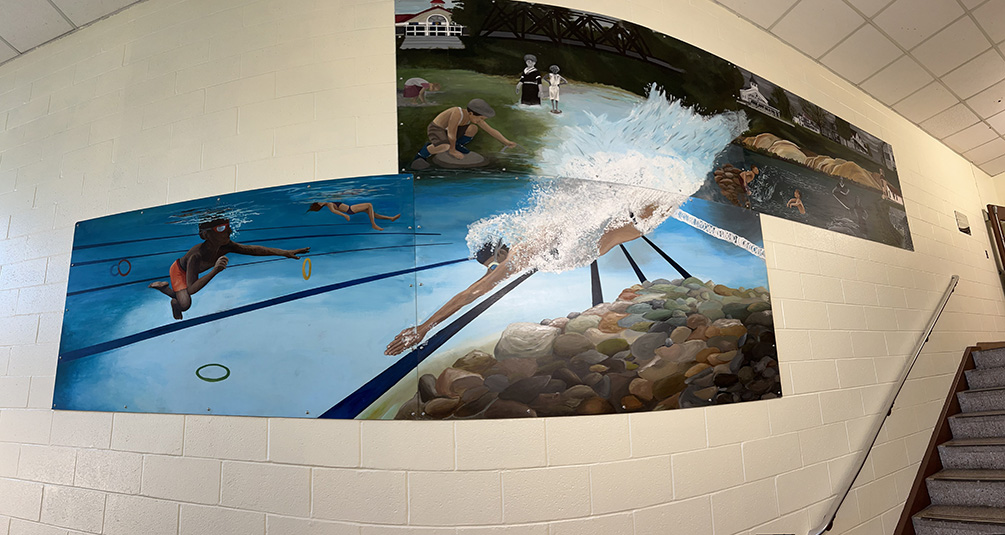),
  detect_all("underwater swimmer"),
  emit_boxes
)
[384,205,663,356]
